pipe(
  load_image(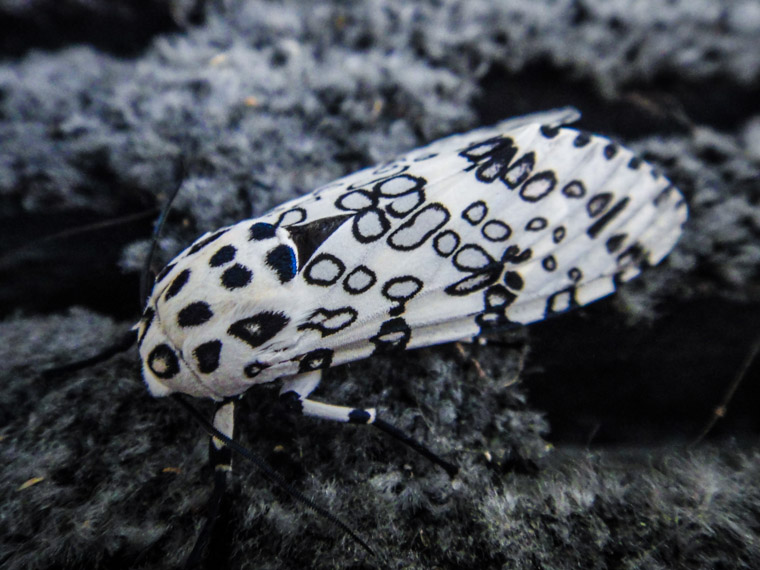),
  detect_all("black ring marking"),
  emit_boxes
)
[387,203,450,251]
[298,348,334,373]
[525,217,548,231]
[343,265,377,295]
[433,230,460,256]
[304,253,346,286]
[462,201,487,225]
[561,180,586,199]
[298,307,358,336]
[587,193,613,218]
[481,220,511,242]
[502,152,535,189]
[147,344,180,379]
[519,171,557,202]
[382,276,423,316]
